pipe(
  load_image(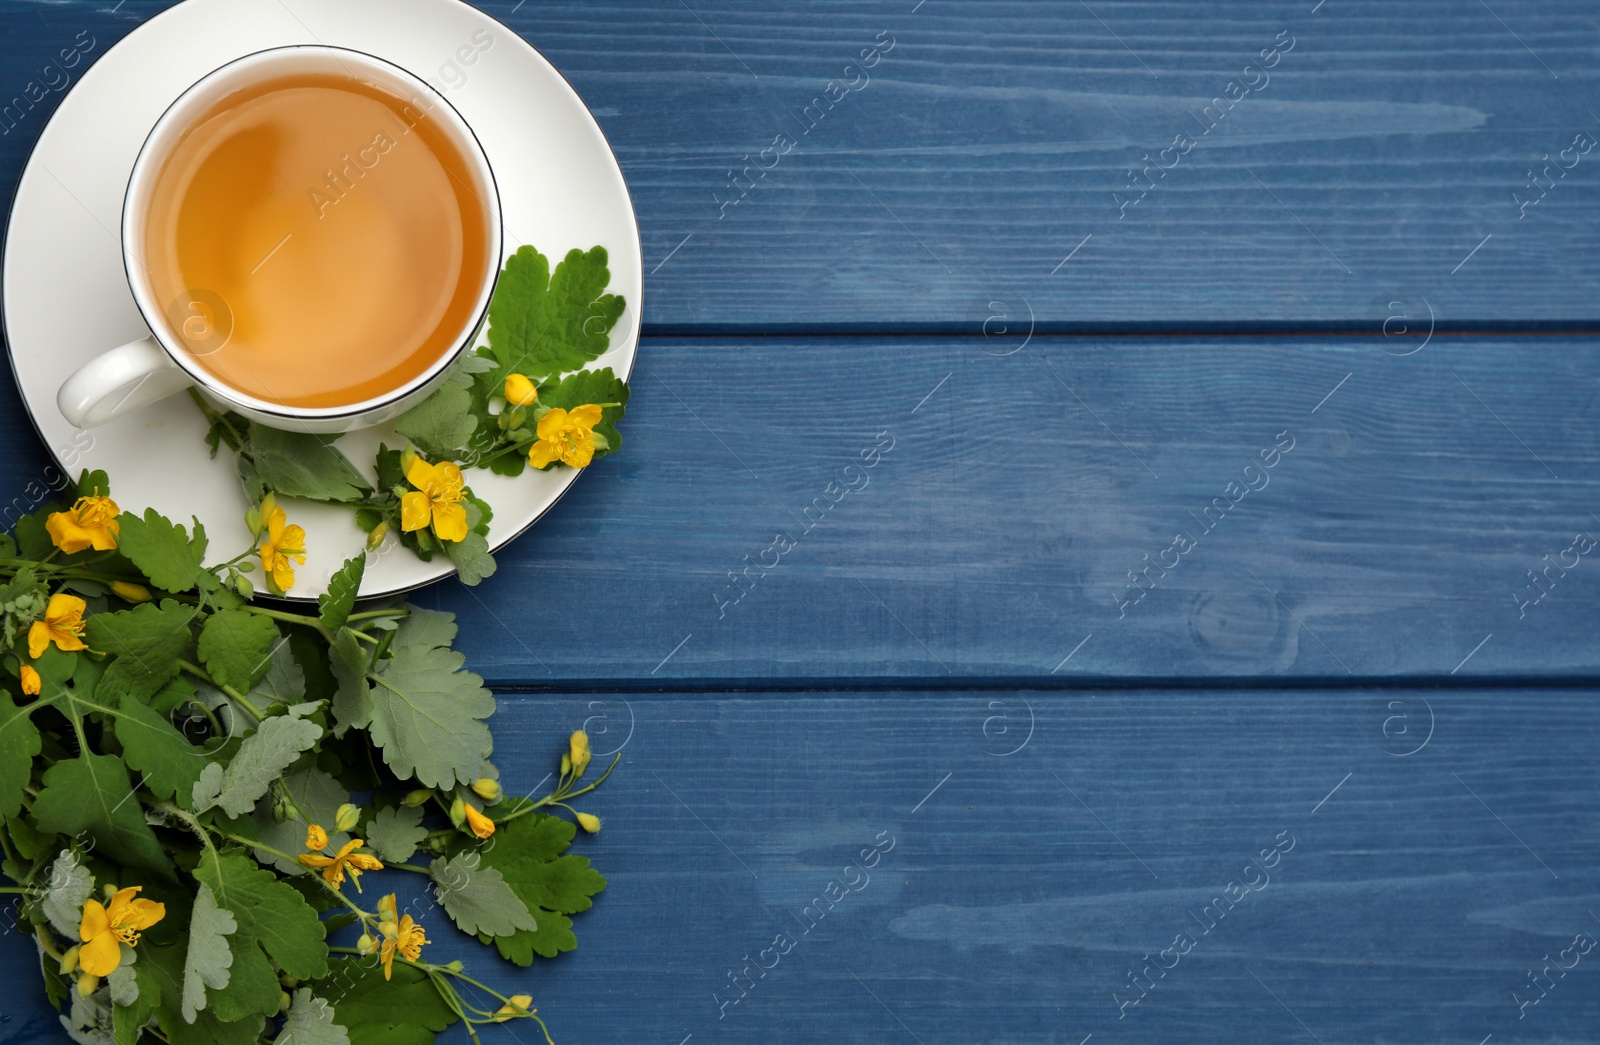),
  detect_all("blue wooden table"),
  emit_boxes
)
[3,2,1599,1042]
